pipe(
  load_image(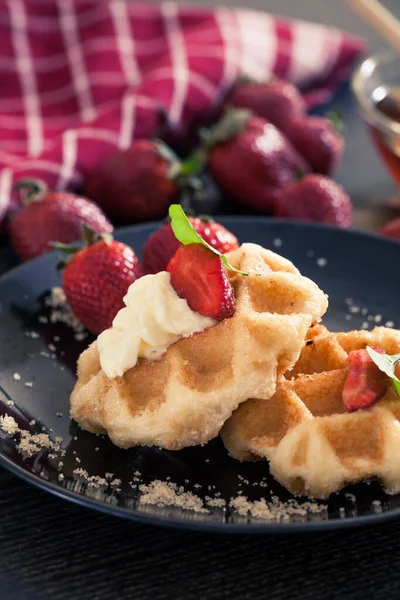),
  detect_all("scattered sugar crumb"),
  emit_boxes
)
[139,481,208,513]
[345,315,352,321]
[25,382,33,388]
[316,258,327,267]
[86,476,107,488]
[56,412,63,418]
[7,400,14,406]
[349,306,360,314]
[24,331,39,339]
[386,321,395,328]
[229,495,325,522]
[345,493,356,501]
[13,373,21,381]
[361,308,368,316]
[38,316,48,324]
[206,497,226,508]
[361,322,369,329]
[0,414,19,435]
[372,500,382,513]
[29,420,36,426]
[110,478,121,487]
[272,238,282,248]
[345,298,353,305]
[45,287,86,335]
[74,468,89,478]
[53,336,60,342]
[17,431,62,457]
[48,344,56,352]
[72,468,108,488]
[58,473,65,481]
[375,315,382,323]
